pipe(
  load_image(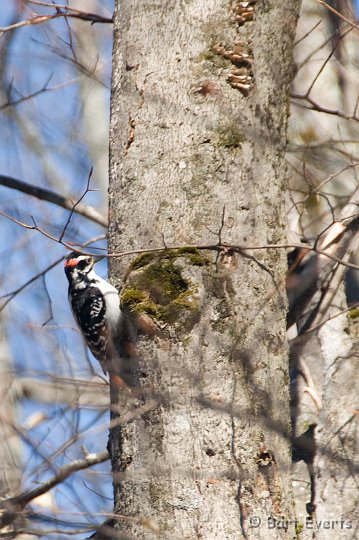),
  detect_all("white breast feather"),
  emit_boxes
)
[92,273,122,333]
